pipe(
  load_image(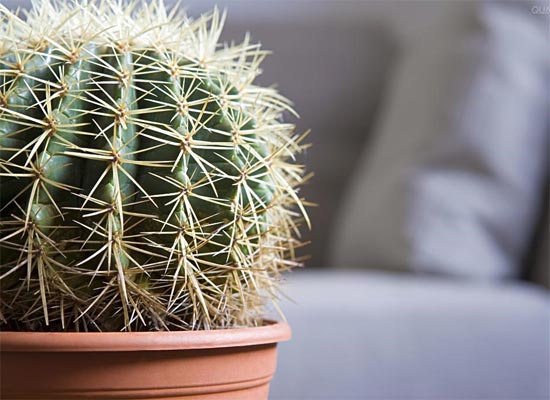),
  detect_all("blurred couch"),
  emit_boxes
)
[194,2,548,399]
[5,0,547,398]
